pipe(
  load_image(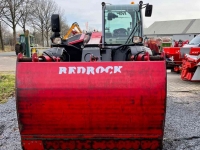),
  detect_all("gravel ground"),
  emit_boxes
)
[0,98,21,150]
[163,92,200,150]
[0,79,200,149]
